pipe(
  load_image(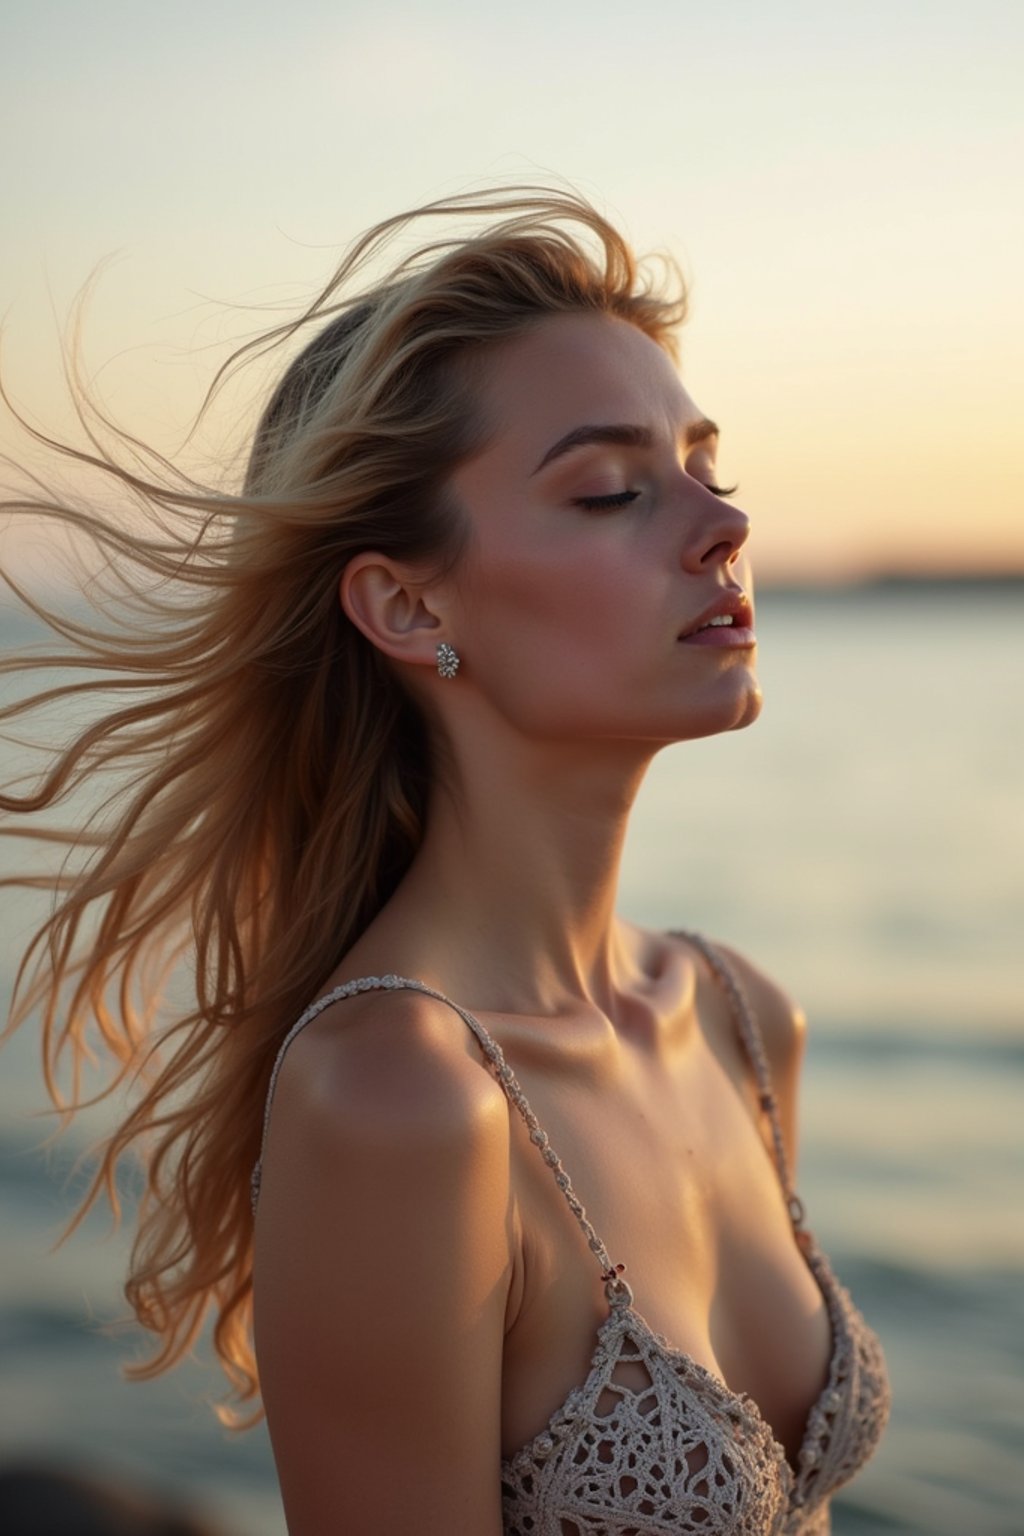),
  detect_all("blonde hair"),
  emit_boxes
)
[0,185,688,1421]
